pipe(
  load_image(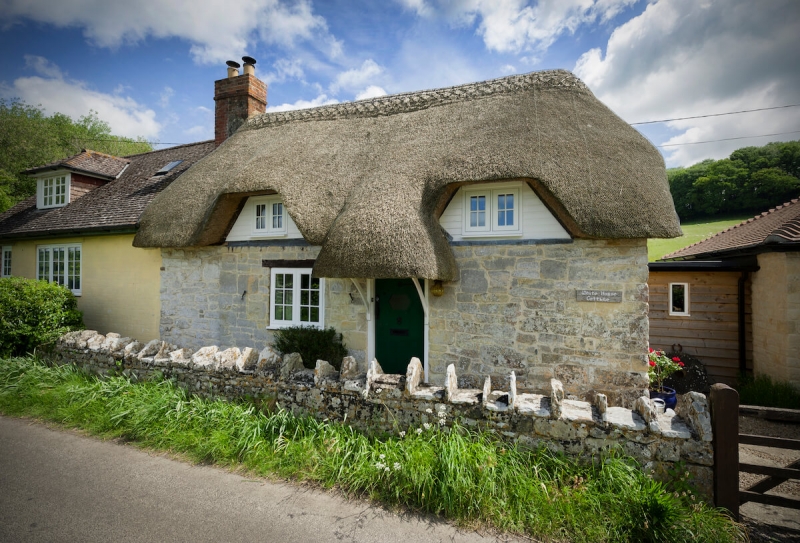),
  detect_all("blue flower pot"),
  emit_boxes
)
[649,386,677,410]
